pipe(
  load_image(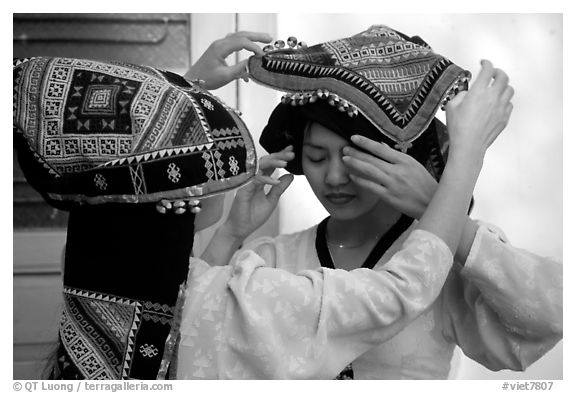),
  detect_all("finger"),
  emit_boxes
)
[255,174,281,186]
[343,145,395,171]
[470,59,495,90]
[503,102,513,127]
[491,68,509,94]
[501,85,514,103]
[349,174,390,199]
[342,156,393,186]
[226,31,273,44]
[269,149,295,162]
[223,59,249,81]
[260,151,294,165]
[266,174,294,204]
[260,160,288,178]
[447,90,467,108]
[219,36,269,57]
[349,135,405,163]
